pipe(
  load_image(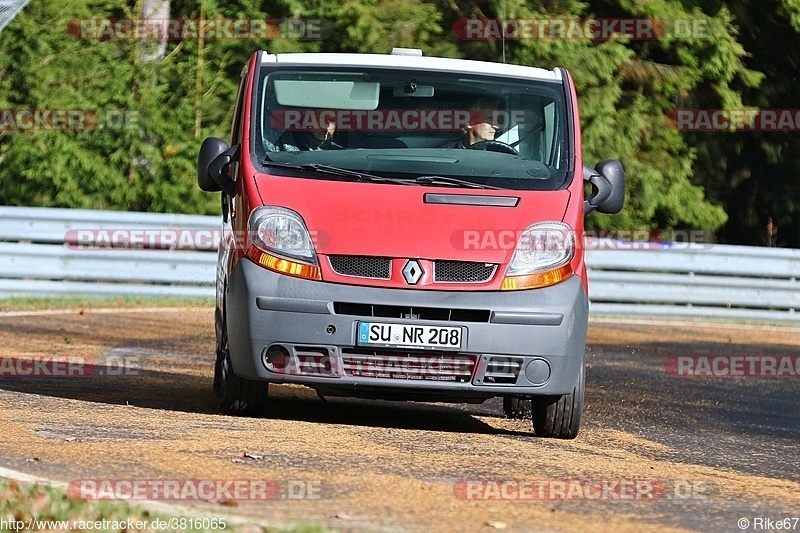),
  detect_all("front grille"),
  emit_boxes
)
[329,255,391,279]
[482,356,523,385]
[341,348,476,382]
[293,346,334,376]
[333,302,490,323]
[328,256,496,283]
[434,260,497,283]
